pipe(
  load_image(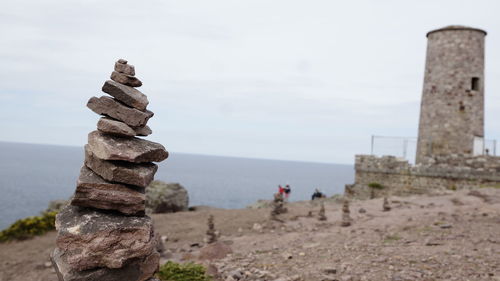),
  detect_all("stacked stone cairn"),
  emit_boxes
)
[205,214,218,244]
[382,197,391,212]
[51,59,168,281]
[270,192,287,221]
[317,202,327,221]
[340,200,352,227]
